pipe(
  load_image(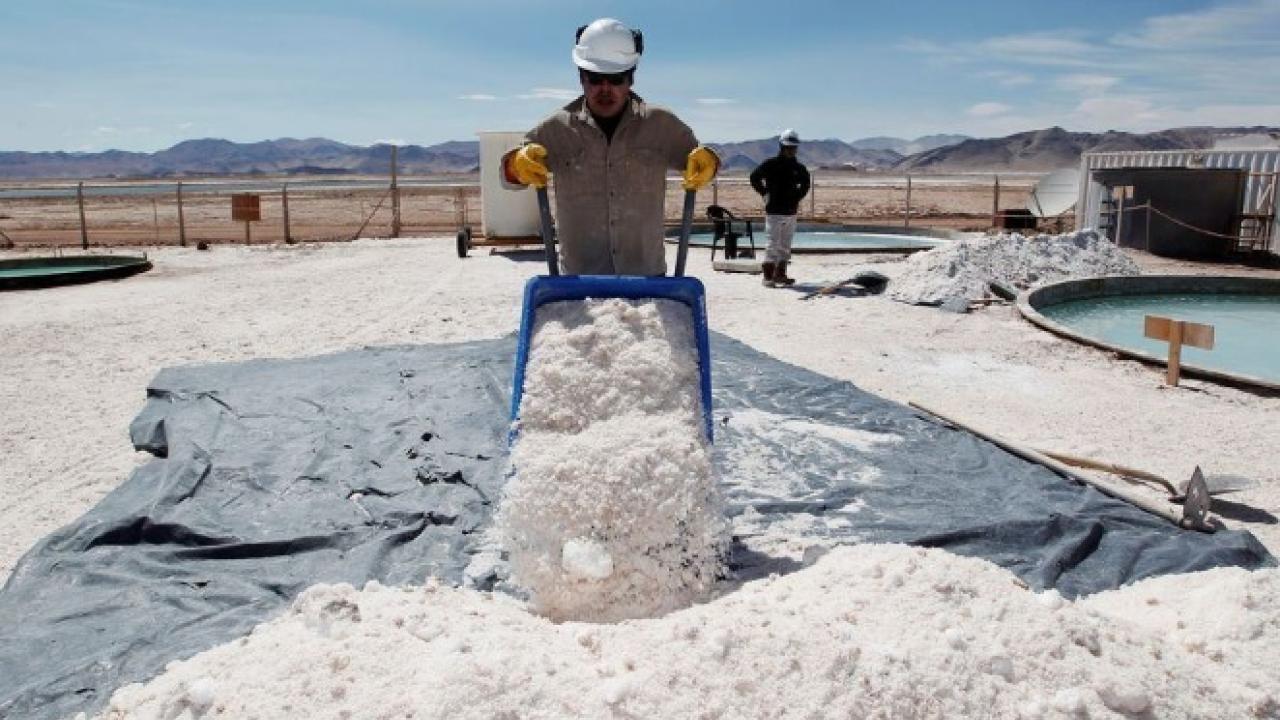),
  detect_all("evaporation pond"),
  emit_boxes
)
[1040,292,1280,382]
